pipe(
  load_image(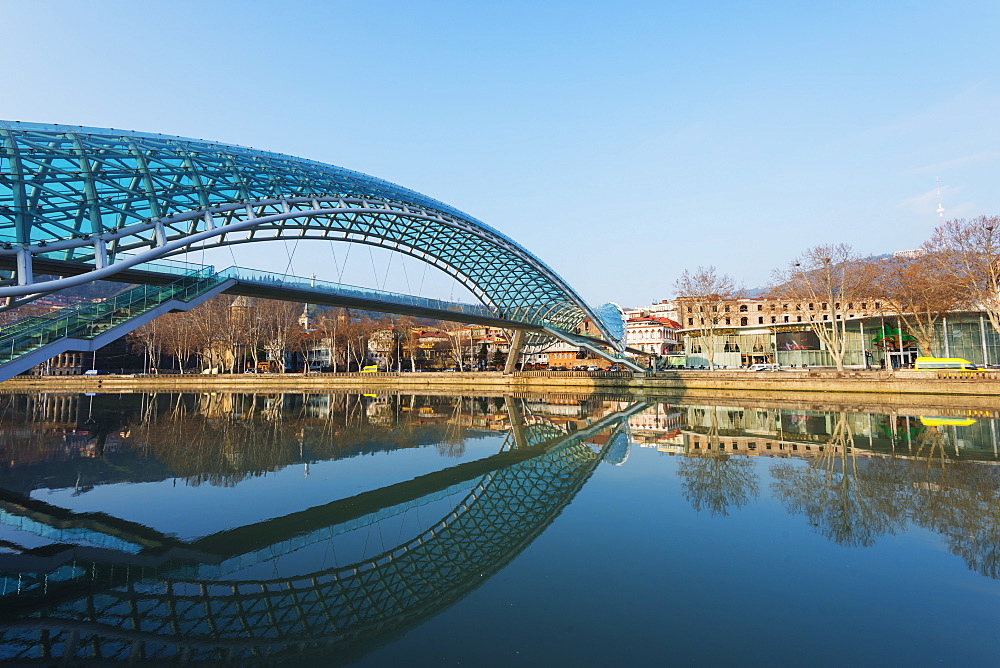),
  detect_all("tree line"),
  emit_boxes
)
[125,295,496,373]
[128,296,430,373]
